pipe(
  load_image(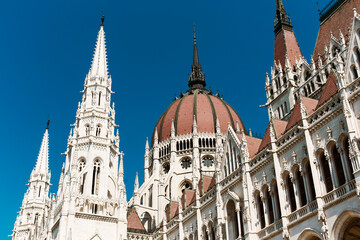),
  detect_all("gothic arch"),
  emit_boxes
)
[298,228,322,240]
[331,210,360,239]
[223,189,240,211]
